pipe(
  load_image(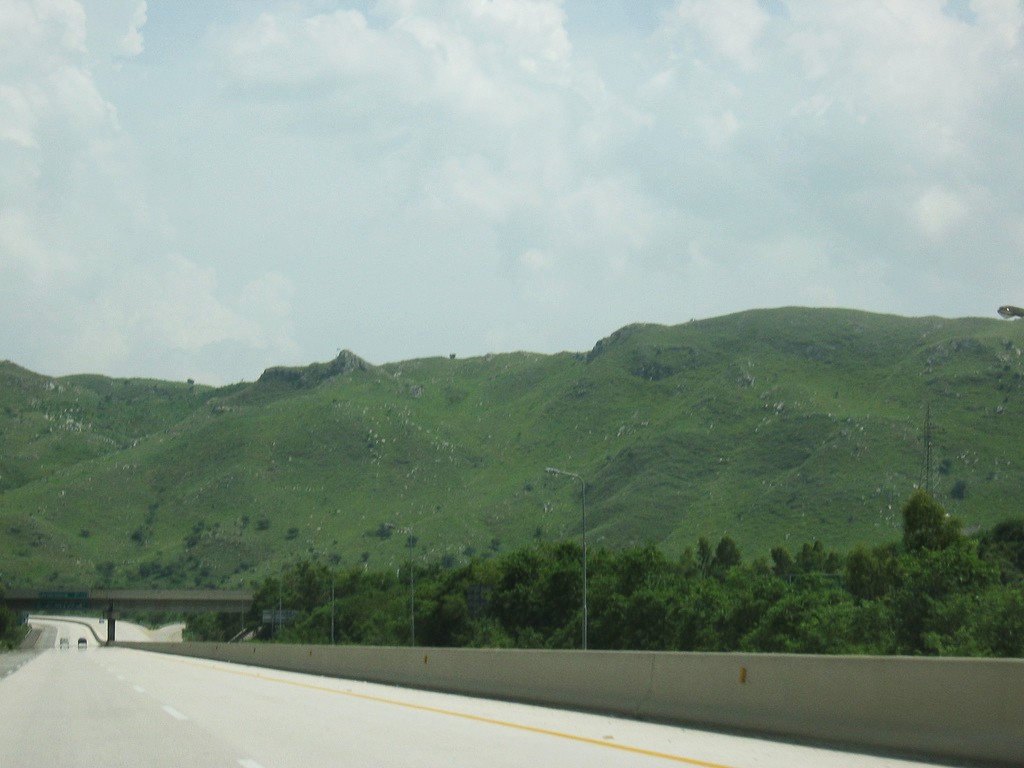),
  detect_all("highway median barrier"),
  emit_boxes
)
[116,642,1023,767]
